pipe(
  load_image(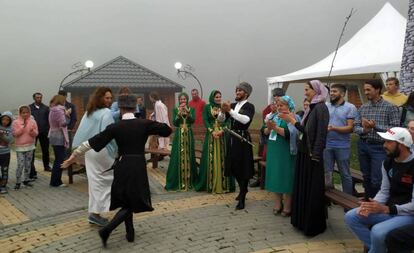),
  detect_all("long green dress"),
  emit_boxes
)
[165,97,198,191]
[195,91,235,193]
[265,118,296,193]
